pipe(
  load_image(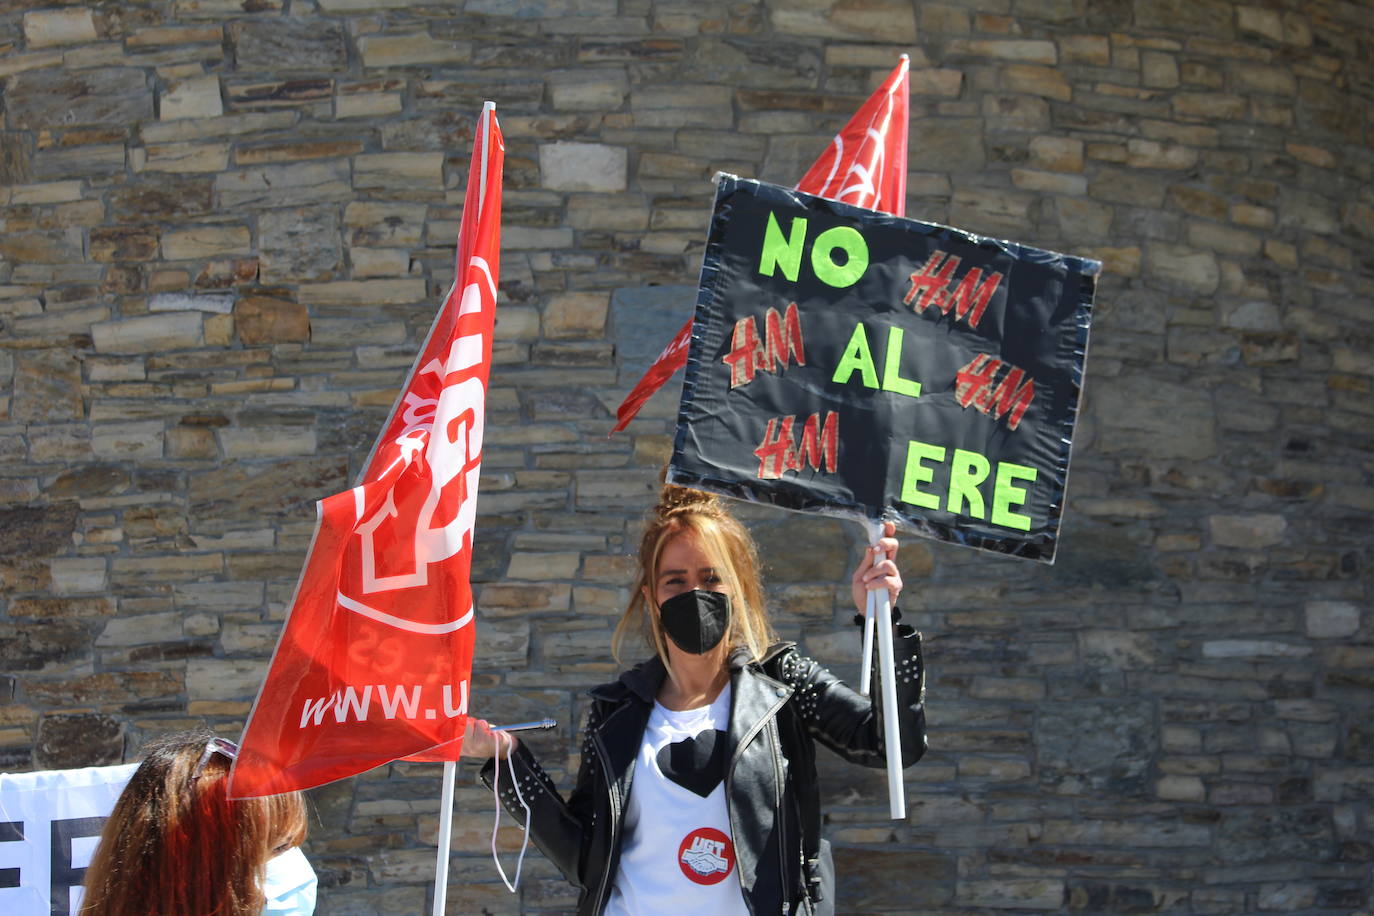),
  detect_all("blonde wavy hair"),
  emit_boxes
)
[612,482,776,670]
